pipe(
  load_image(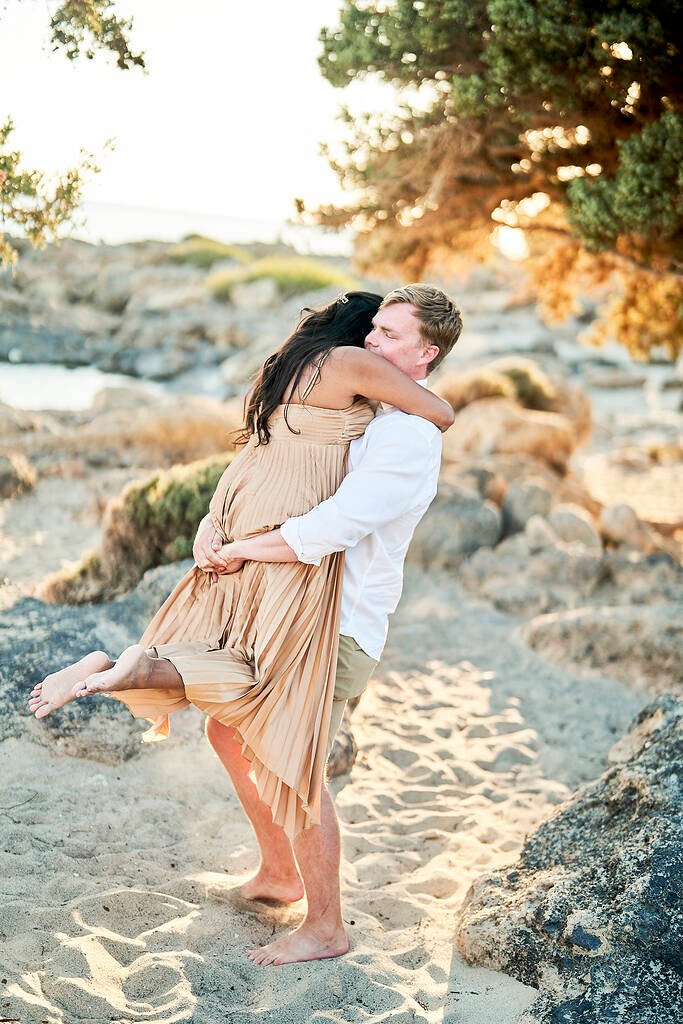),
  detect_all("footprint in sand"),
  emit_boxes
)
[5,889,201,1023]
